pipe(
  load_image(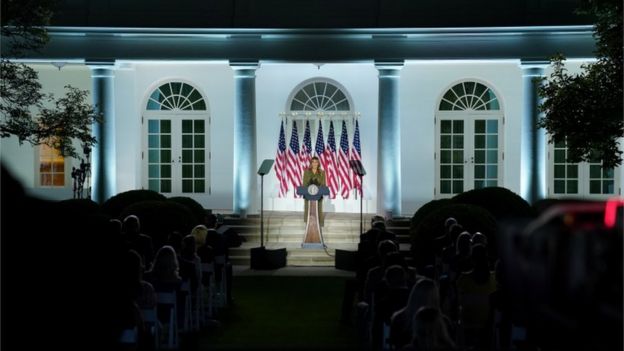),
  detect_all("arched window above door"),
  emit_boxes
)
[146,82,206,111]
[289,80,351,112]
[439,81,500,111]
